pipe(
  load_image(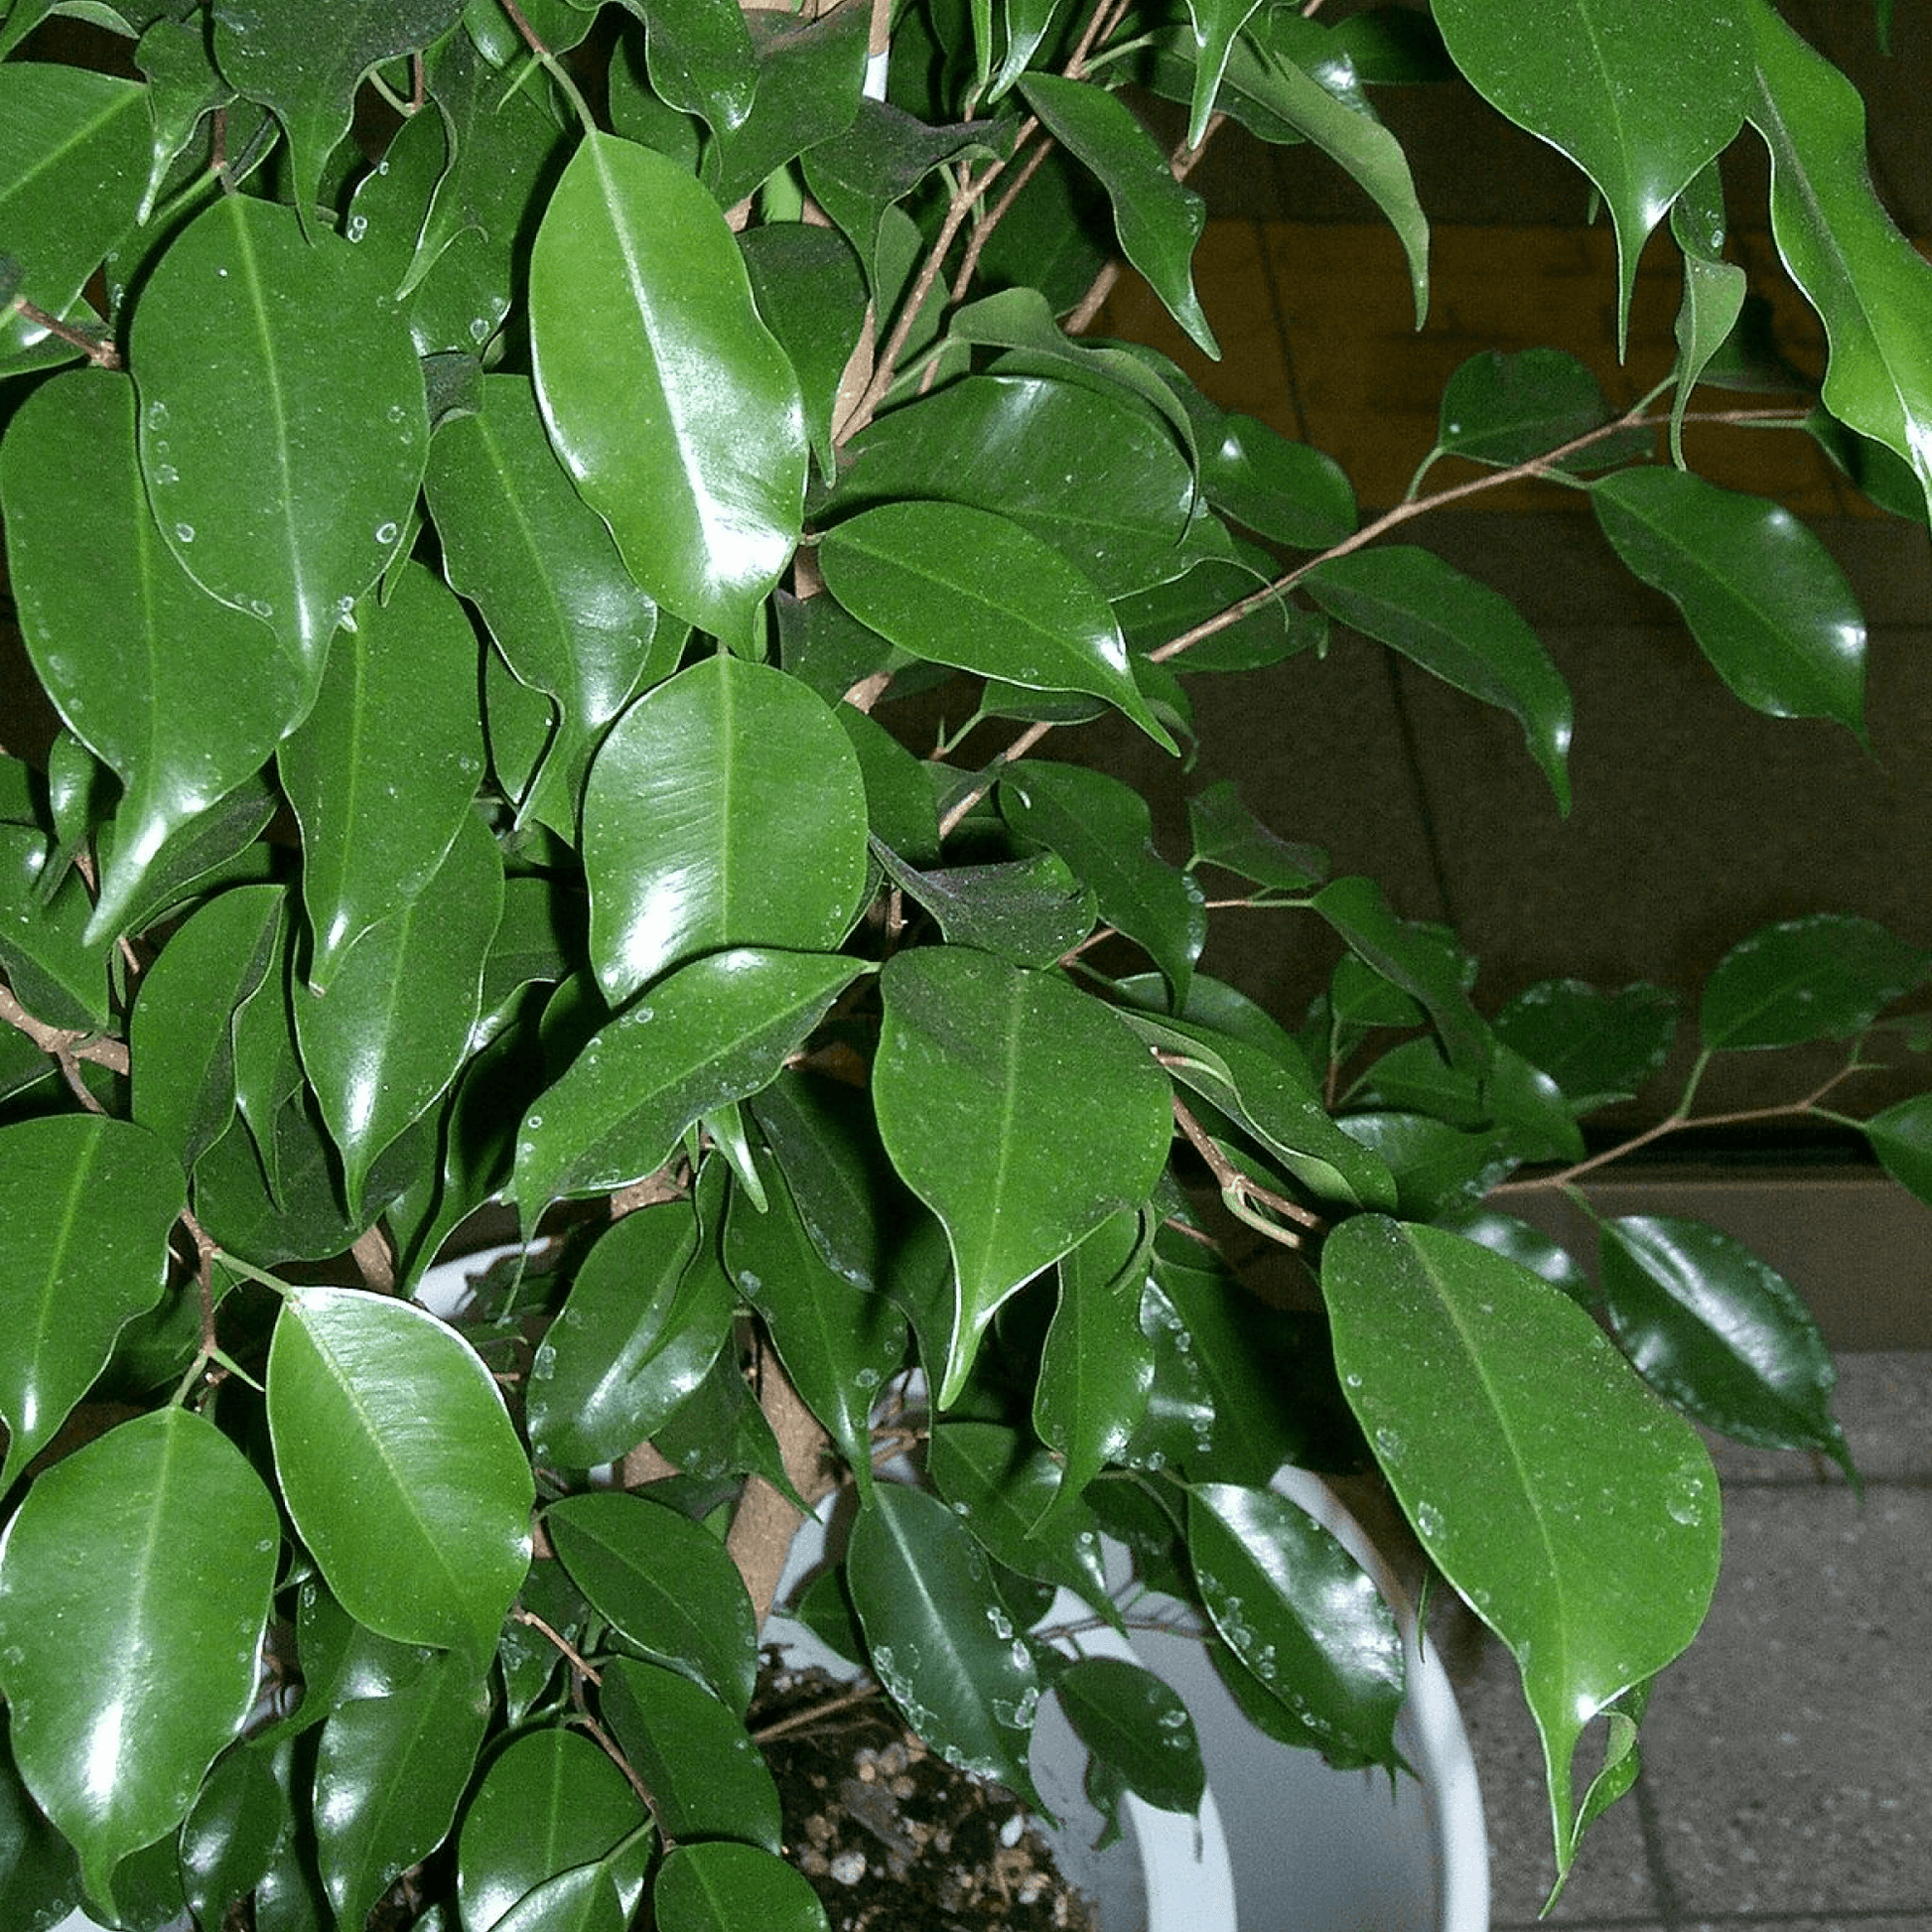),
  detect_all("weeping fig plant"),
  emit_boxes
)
[0,0,1926,1924]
